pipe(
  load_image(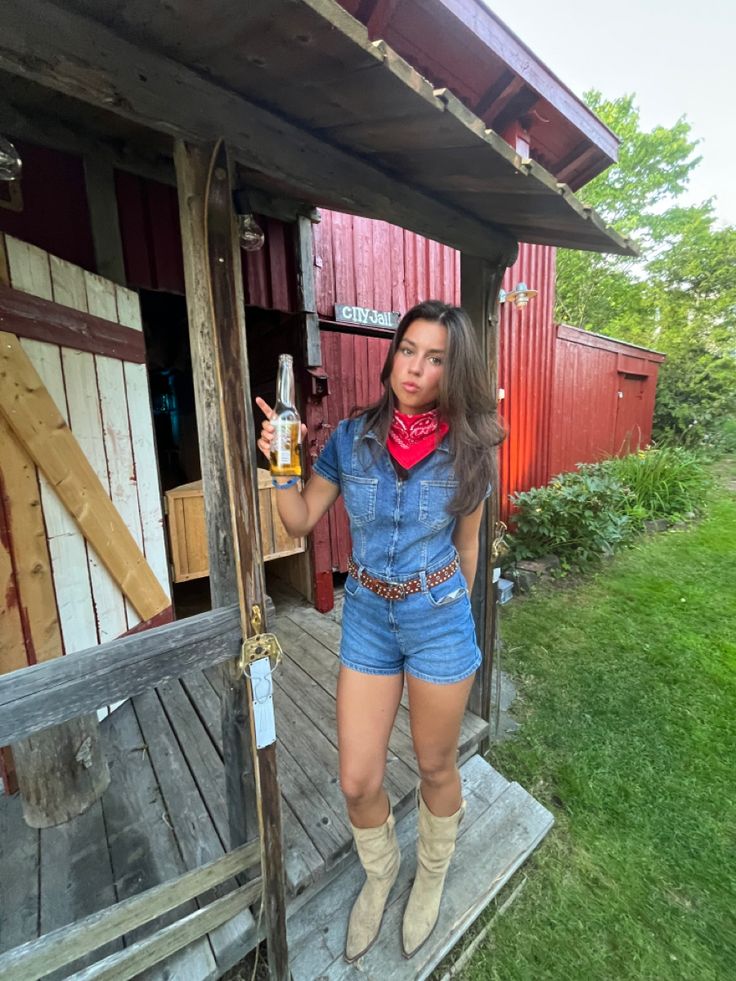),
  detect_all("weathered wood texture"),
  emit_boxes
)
[0,233,170,664]
[288,753,554,980]
[0,331,169,622]
[204,140,289,980]
[174,139,260,866]
[0,590,494,977]
[0,606,241,745]
[0,282,145,361]
[12,717,110,829]
[294,214,321,367]
[0,0,516,262]
[461,254,506,725]
[83,150,127,285]
[0,840,258,980]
